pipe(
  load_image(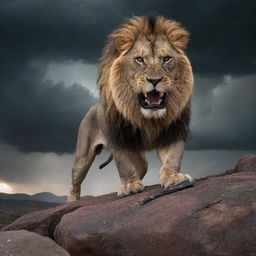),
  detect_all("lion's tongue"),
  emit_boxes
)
[146,91,161,105]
